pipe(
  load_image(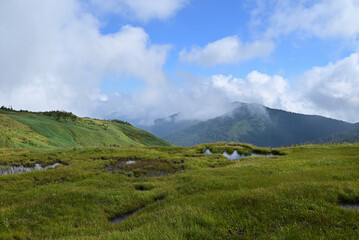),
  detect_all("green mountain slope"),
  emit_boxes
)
[138,114,200,138]
[0,109,170,148]
[165,103,357,147]
[319,127,359,143]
